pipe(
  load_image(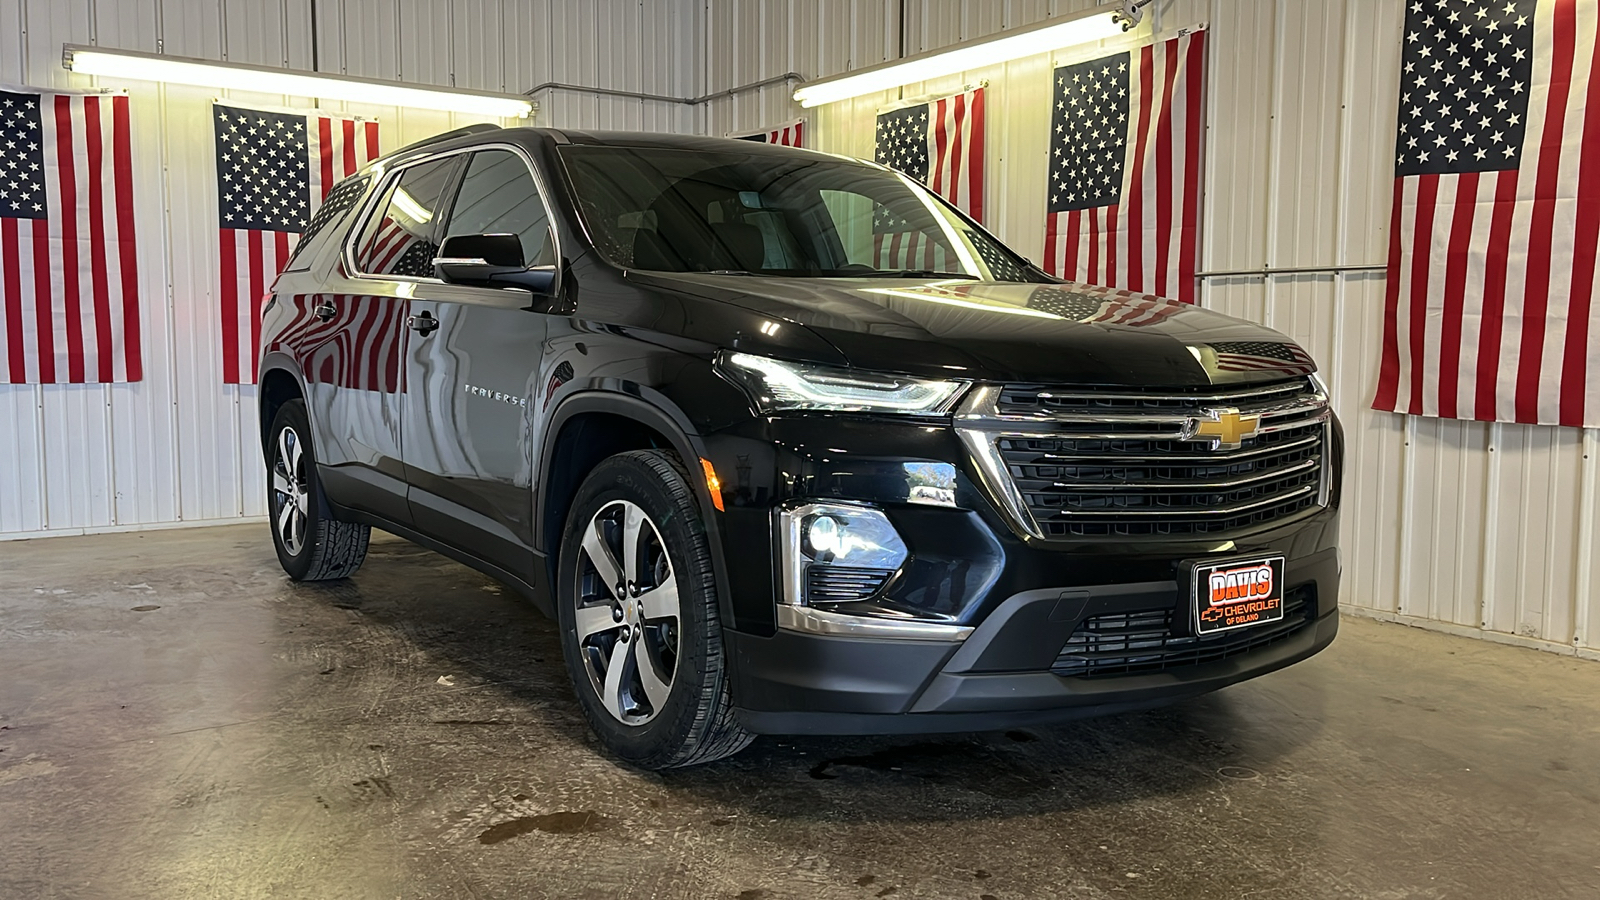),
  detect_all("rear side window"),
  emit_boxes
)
[442,149,556,267]
[352,157,457,277]
[281,175,369,272]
